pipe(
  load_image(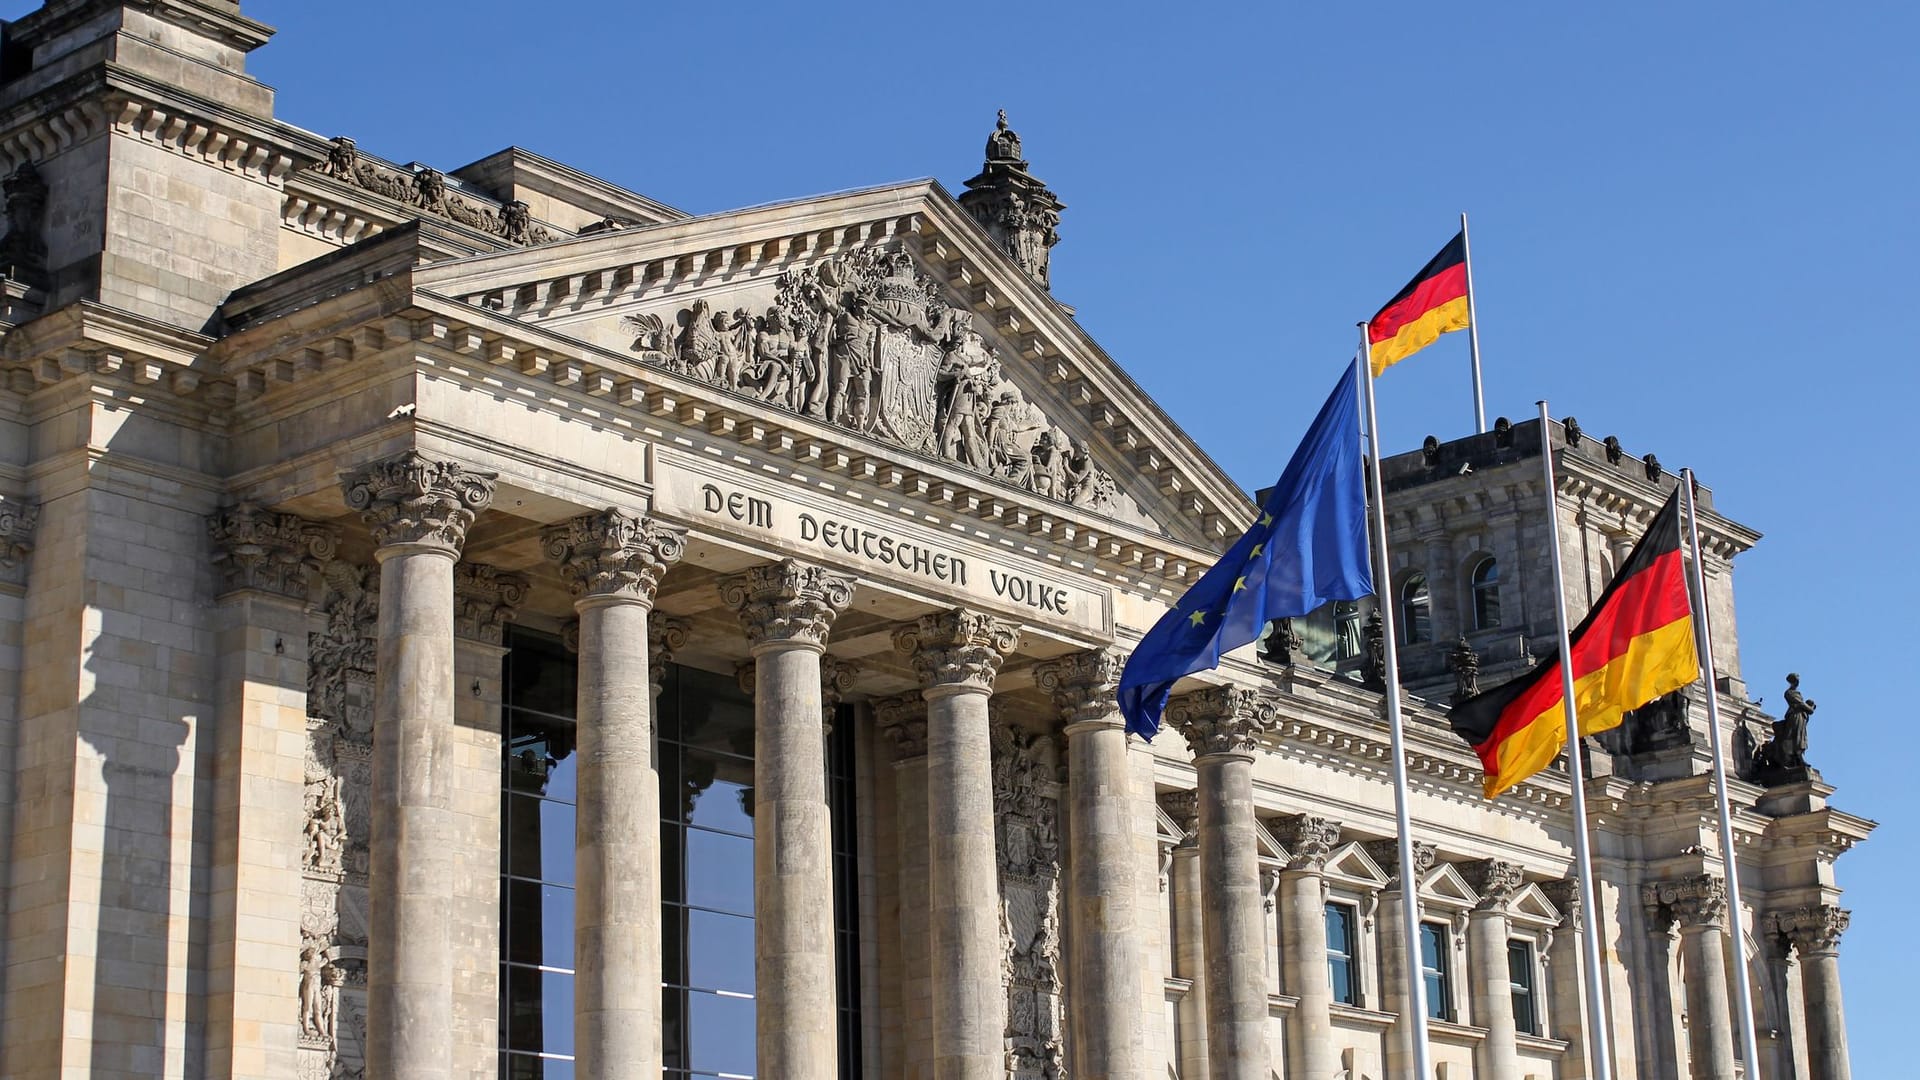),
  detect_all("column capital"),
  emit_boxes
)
[1541,878,1584,931]
[341,451,496,553]
[1462,858,1526,912]
[1166,685,1276,760]
[1271,812,1341,871]
[648,615,691,696]
[720,558,855,650]
[452,562,529,645]
[207,501,338,599]
[1362,839,1437,890]
[1158,789,1200,847]
[892,607,1019,693]
[1032,646,1125,729]
[874,692,930,760]
[1770,903,1850,955]
[0,497,37,574]
[544,507,686,605]
[1644,873,1728,929]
